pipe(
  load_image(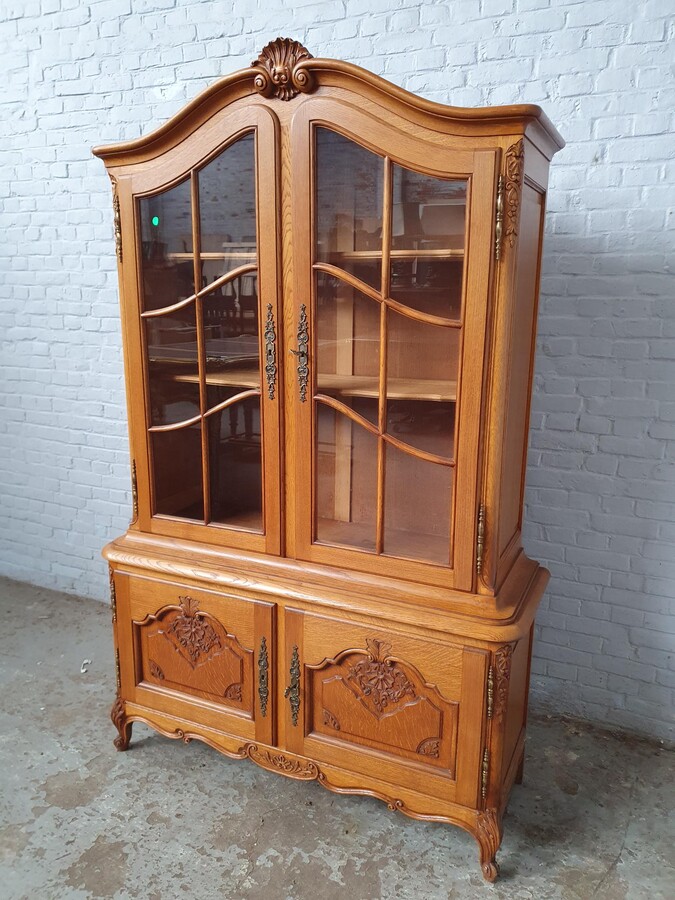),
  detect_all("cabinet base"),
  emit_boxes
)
[111,697,504,882]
